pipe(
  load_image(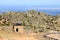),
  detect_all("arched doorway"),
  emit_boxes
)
[16,28,18,32]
